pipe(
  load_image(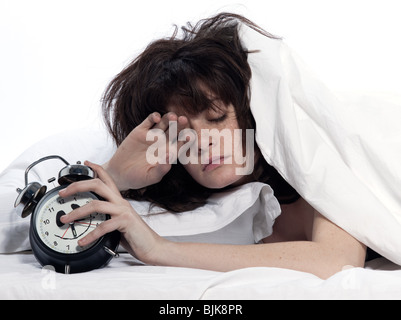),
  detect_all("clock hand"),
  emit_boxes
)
[70,223,78,238]
[61,225,70,239]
